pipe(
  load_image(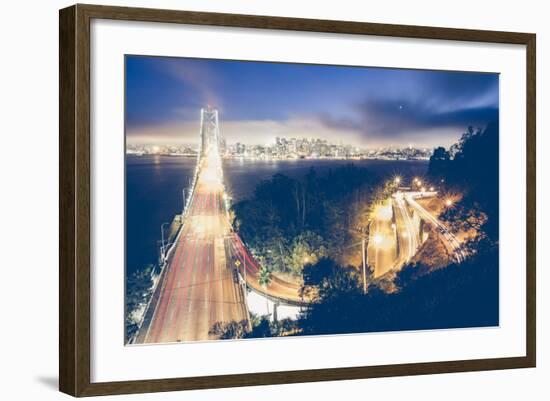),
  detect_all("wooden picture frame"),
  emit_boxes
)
[59,3,536,397]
